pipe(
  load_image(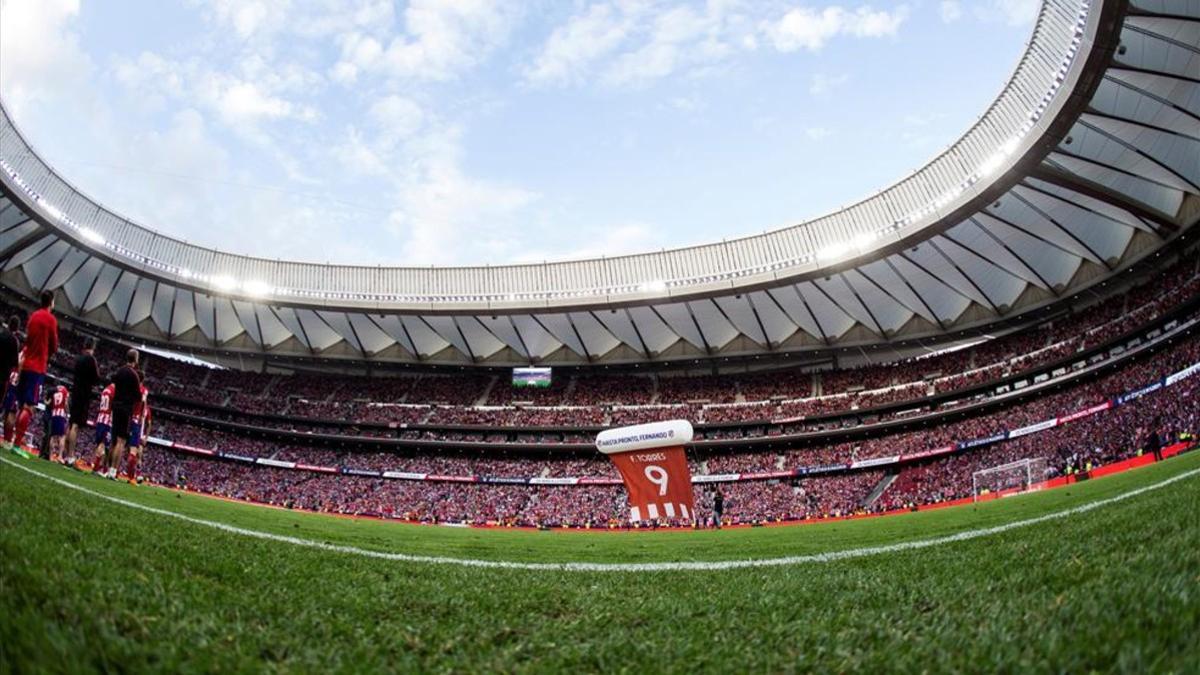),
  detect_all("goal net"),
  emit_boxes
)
[972,458,1048,502]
